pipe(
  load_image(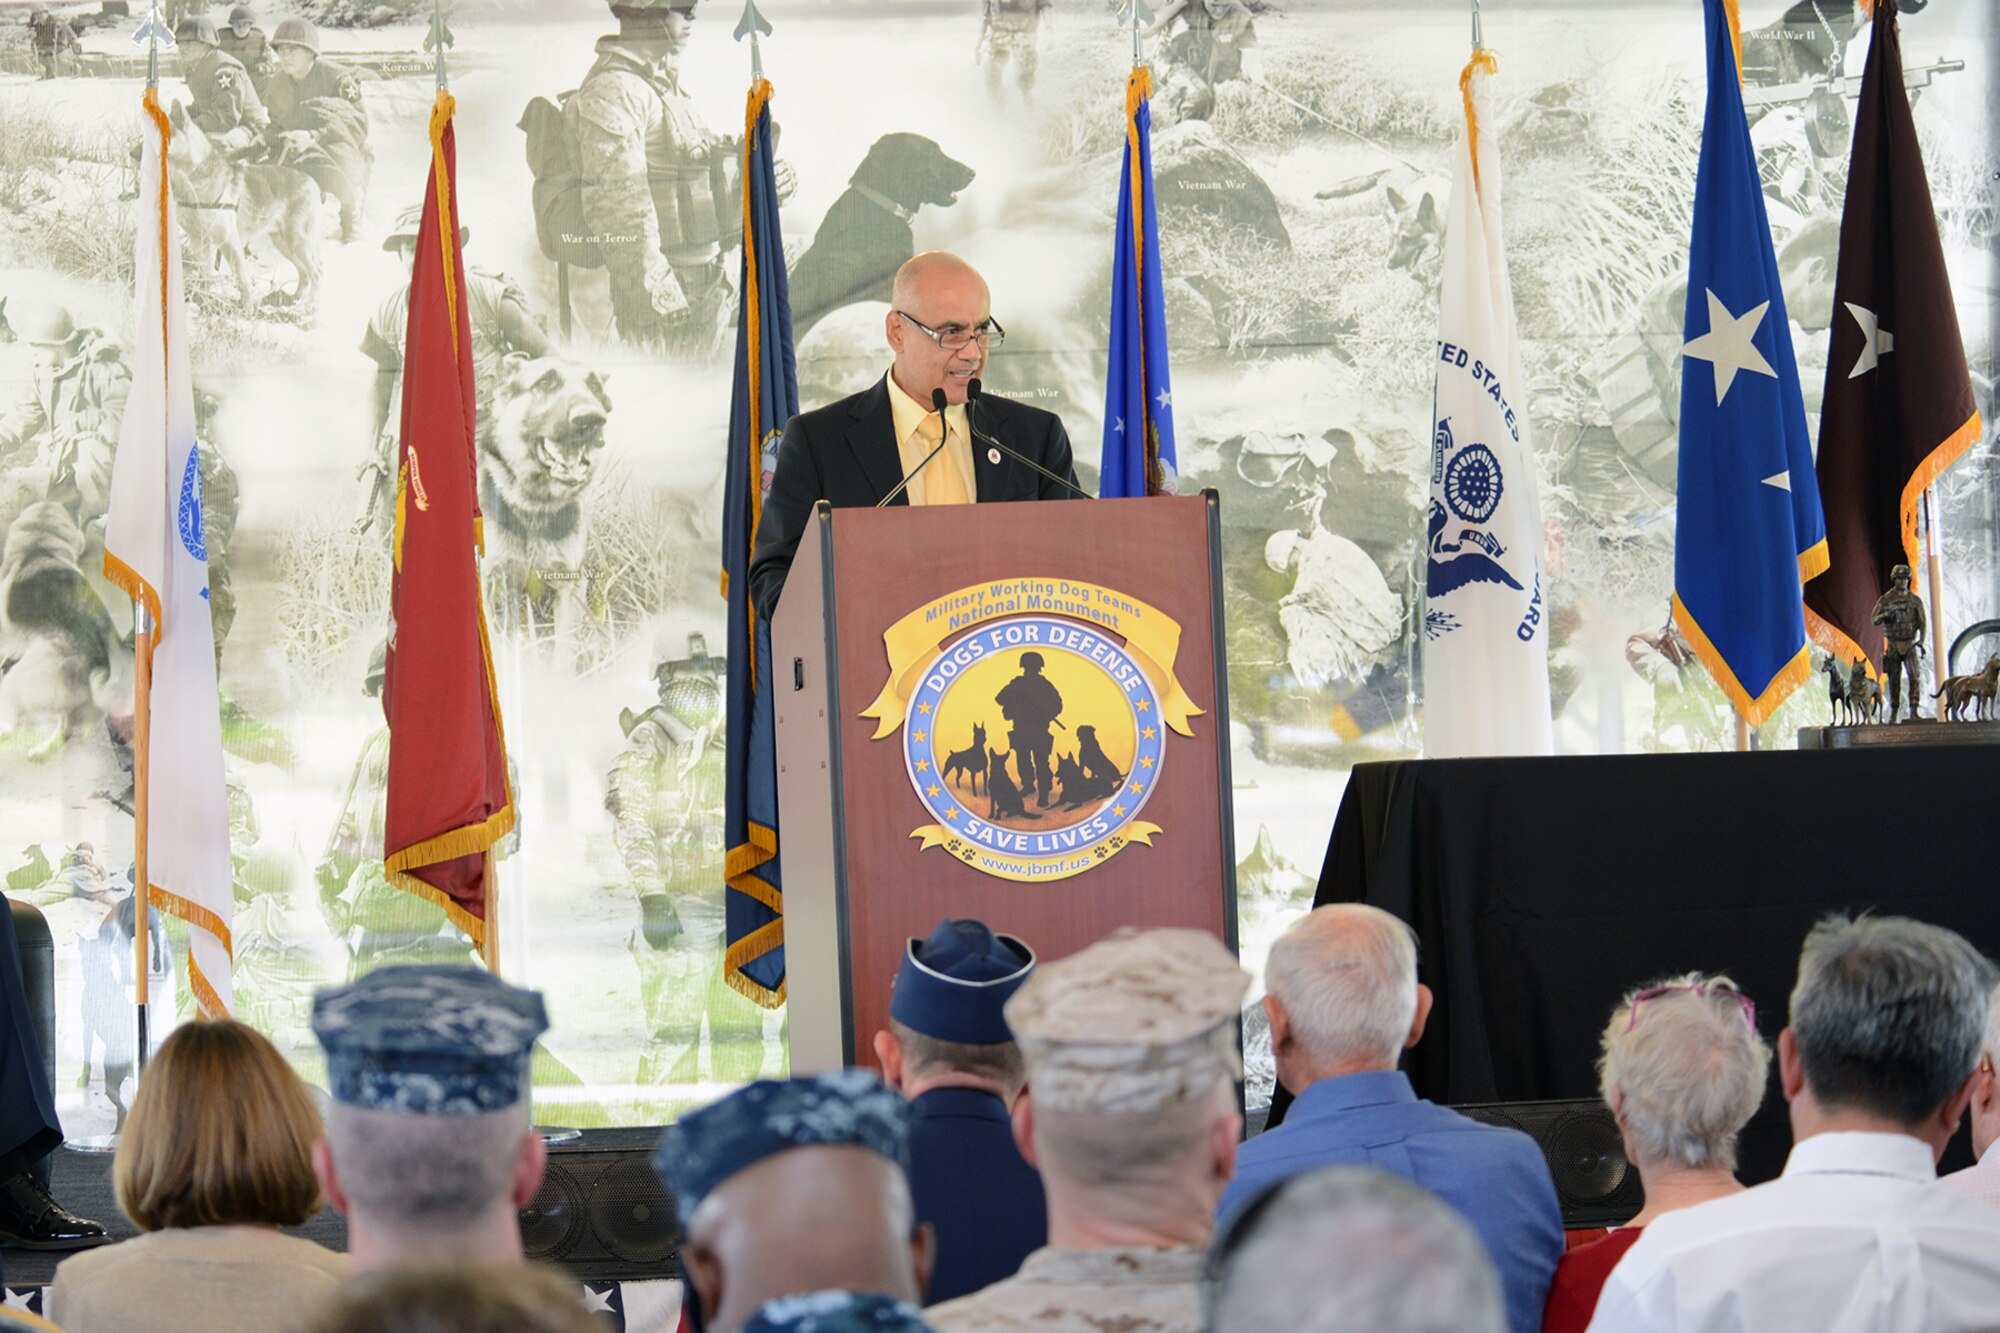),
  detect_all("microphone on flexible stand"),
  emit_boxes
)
[876,387,954,508]
[966,378,1093,500]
